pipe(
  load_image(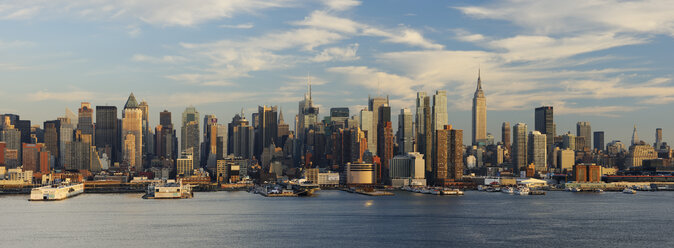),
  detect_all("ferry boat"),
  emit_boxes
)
[144,180,193,199]
[29,182,84,201]
[622,188,637,194]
